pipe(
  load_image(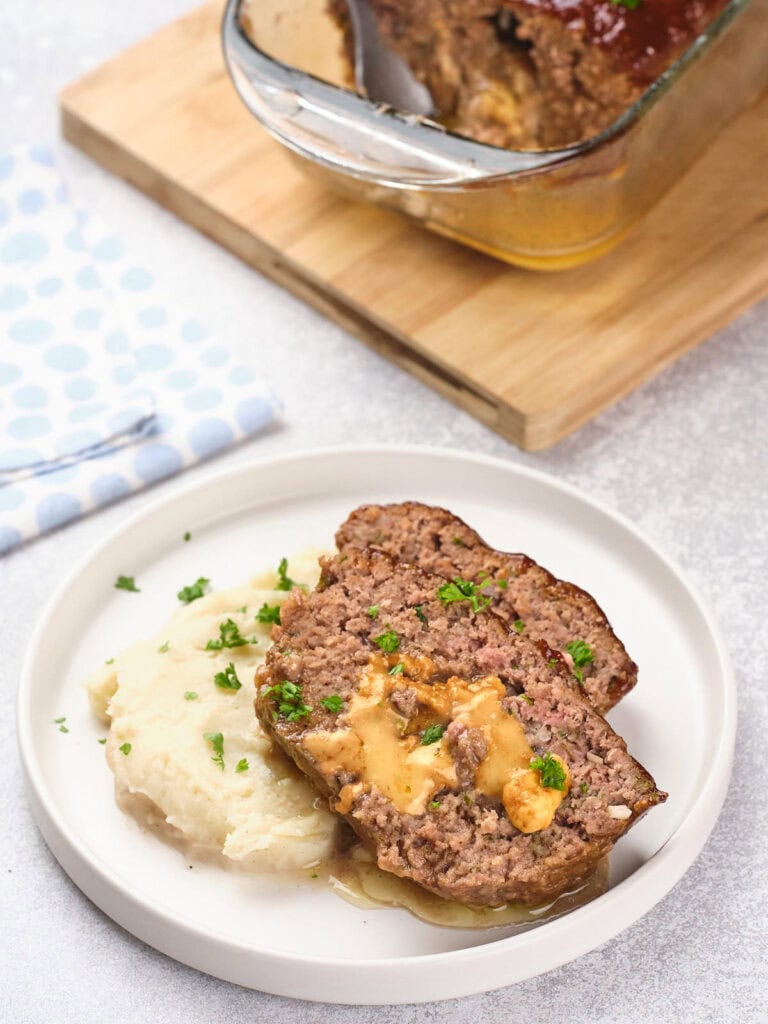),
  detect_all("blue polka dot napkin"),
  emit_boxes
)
[0,144,279,555]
